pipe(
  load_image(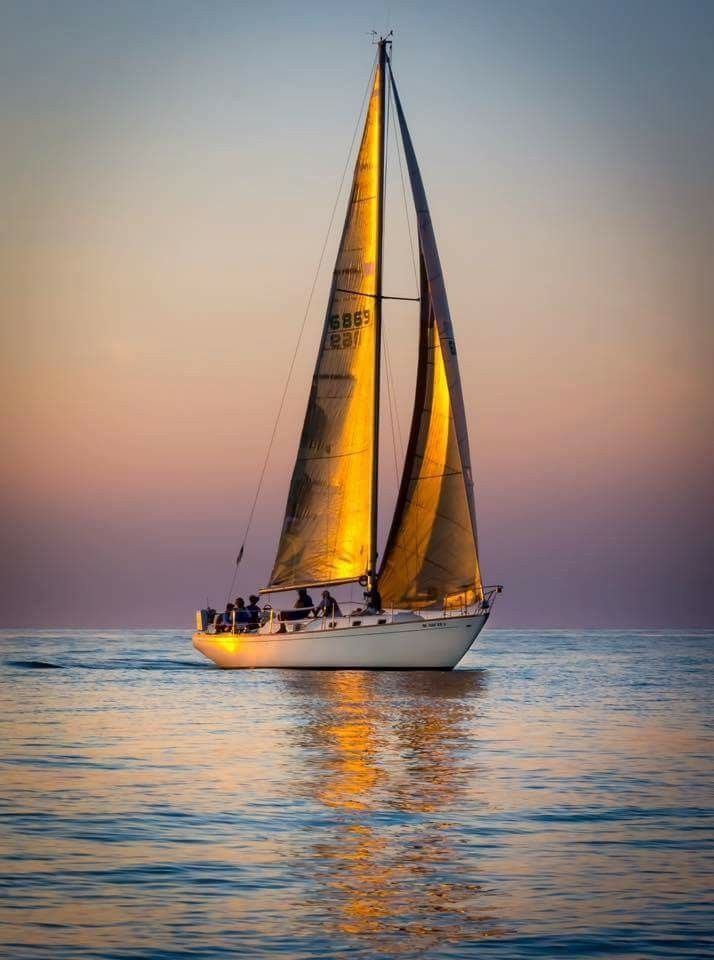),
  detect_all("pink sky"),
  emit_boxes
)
[2,1,712,627]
